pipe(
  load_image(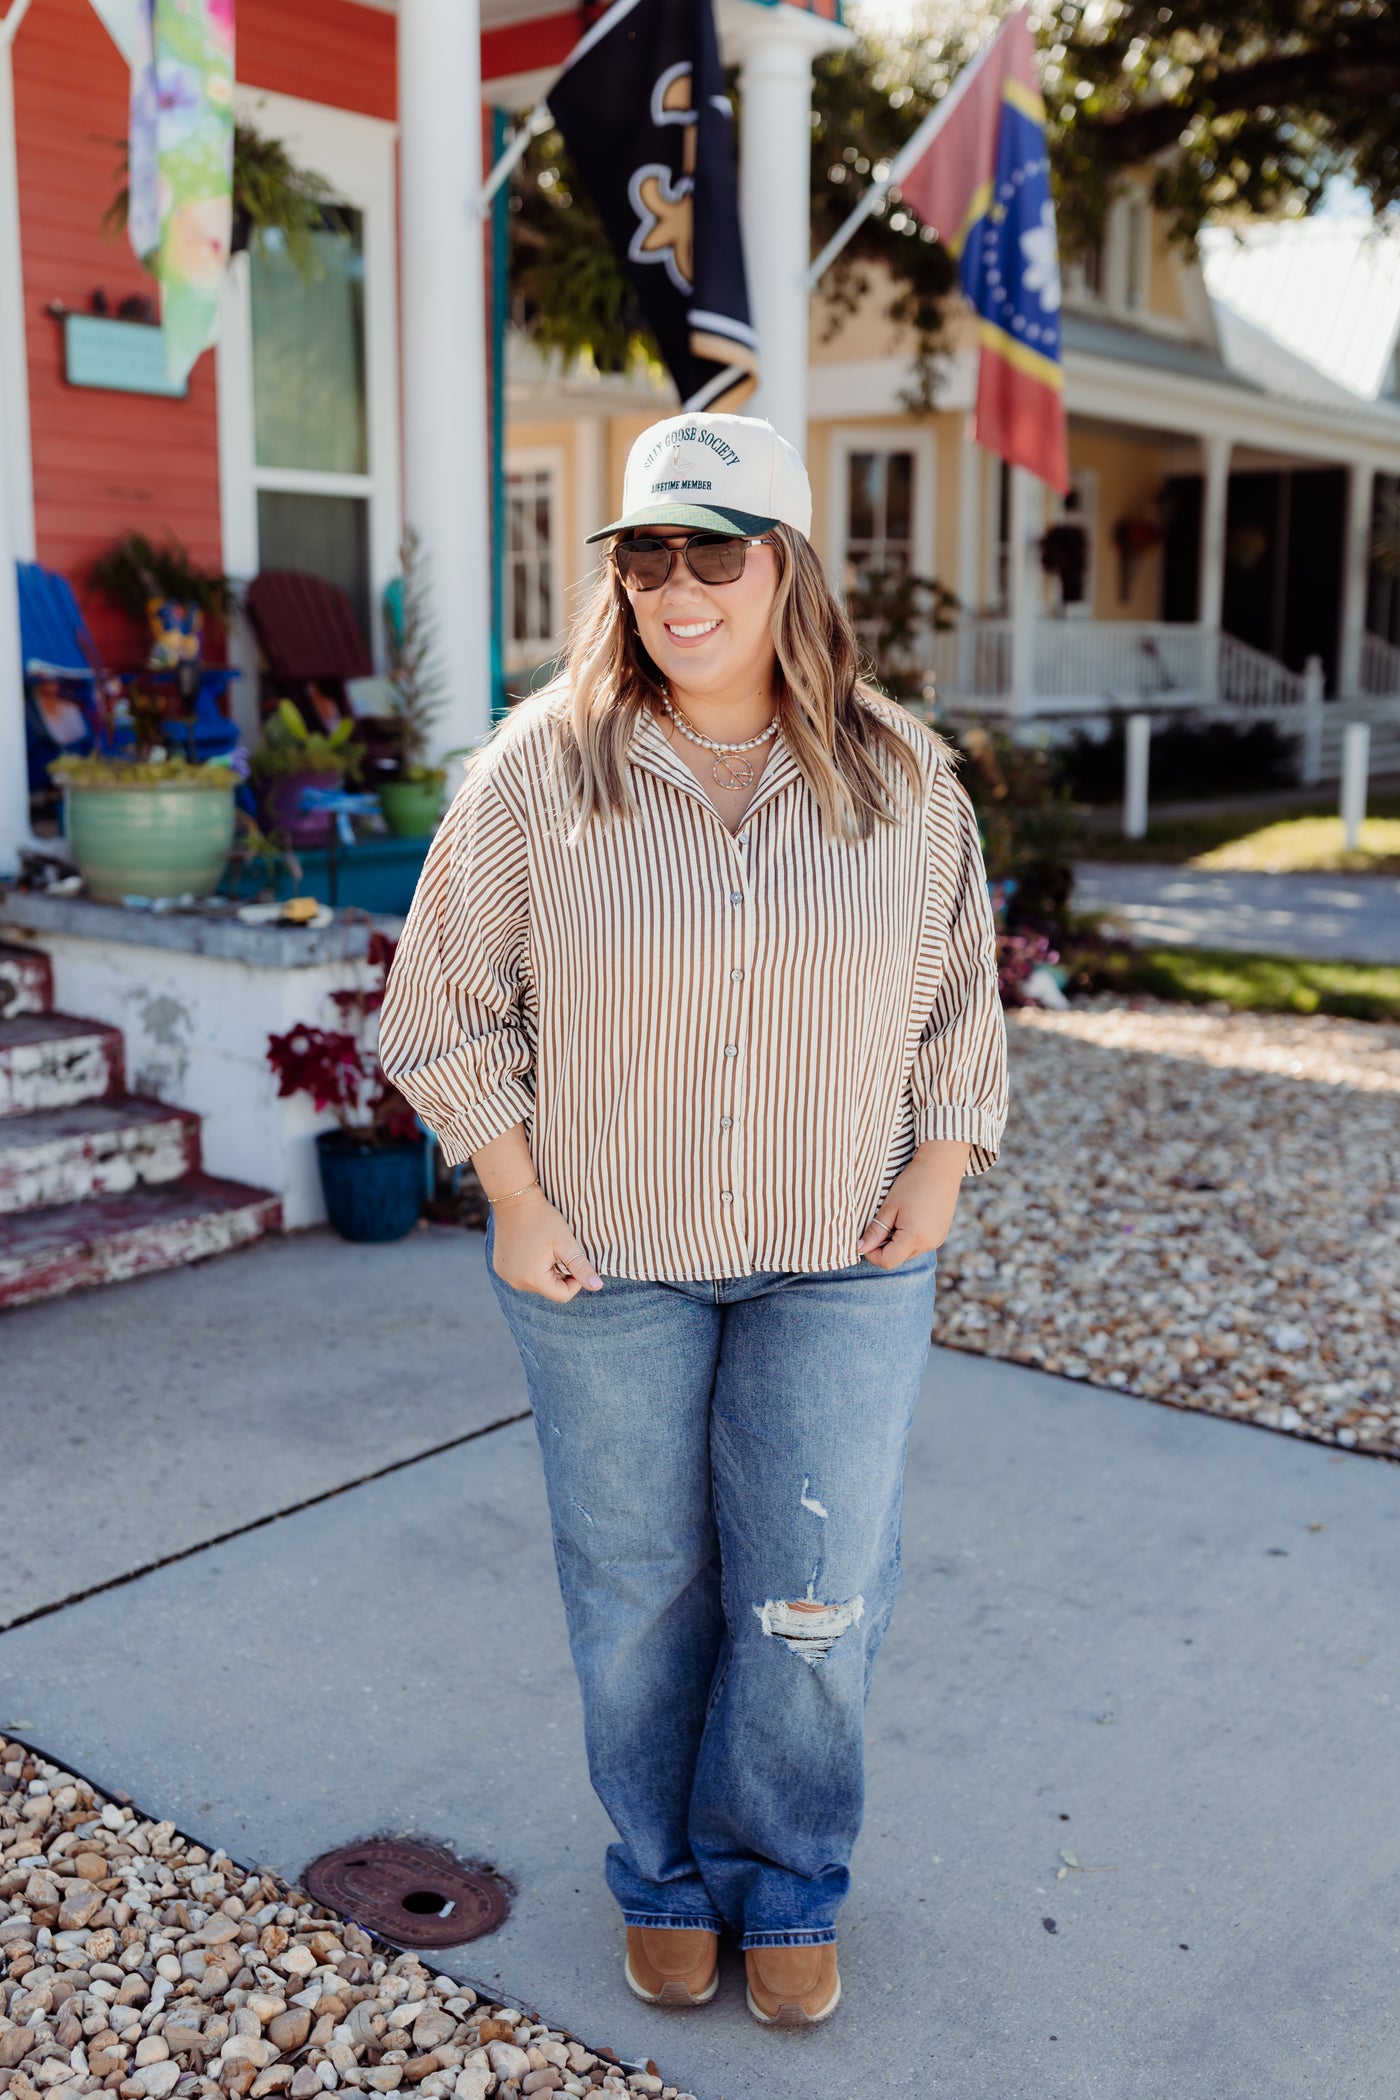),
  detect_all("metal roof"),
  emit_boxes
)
[1210,299,1400,428]
[1061,308,1252,389]
[1199,217,1400,402]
